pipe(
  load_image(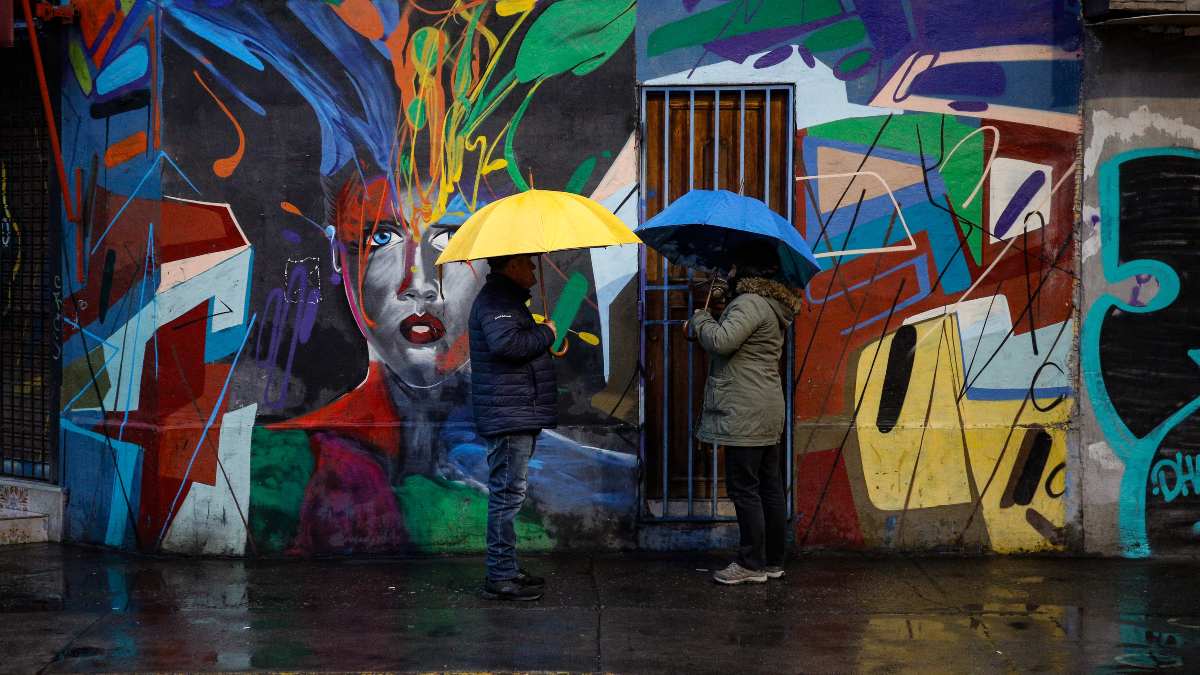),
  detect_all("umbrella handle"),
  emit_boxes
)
[684,279,715,343]
[539,256,568,357]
